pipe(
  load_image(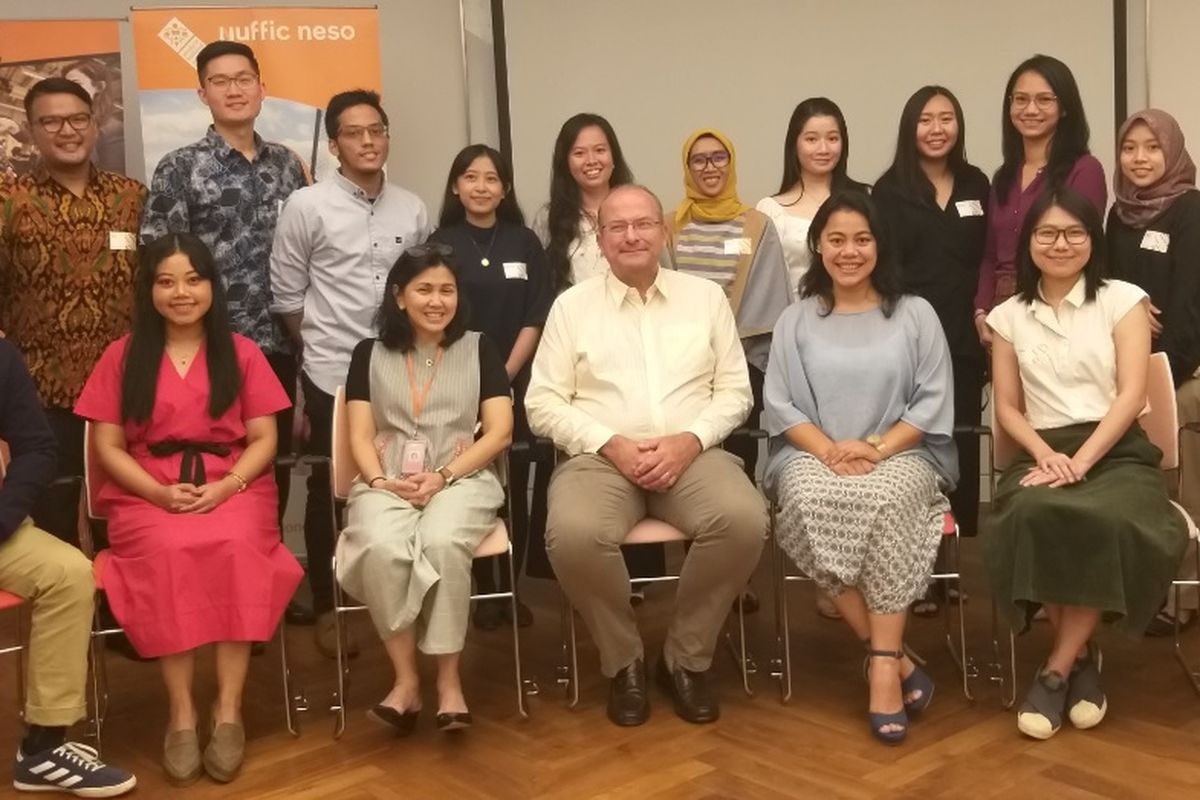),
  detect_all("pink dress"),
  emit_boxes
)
[74,333,303,657]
